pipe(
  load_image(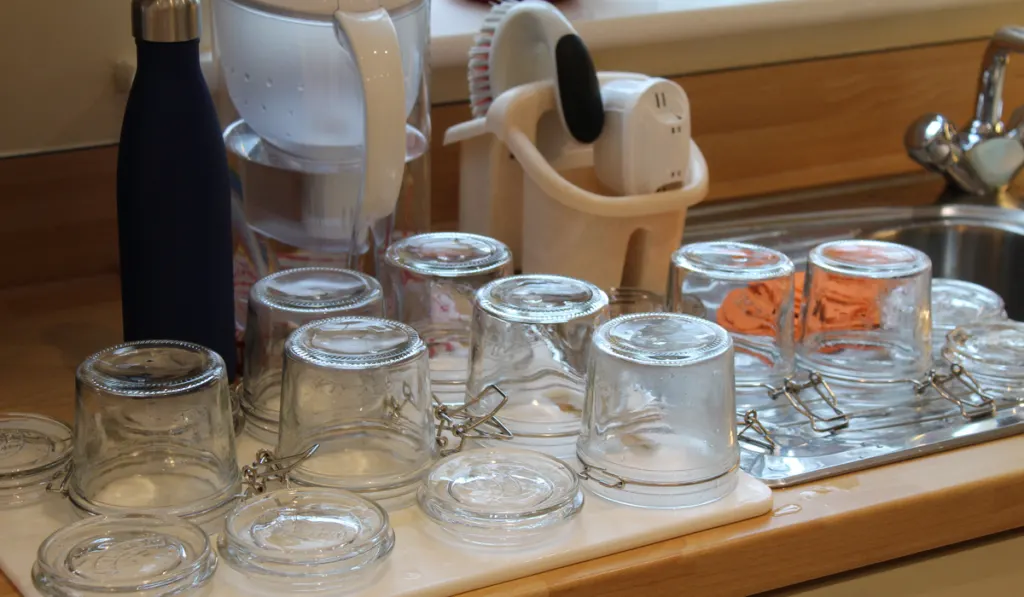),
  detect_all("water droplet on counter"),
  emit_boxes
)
[403,572,422,580]
[772,504,802,517]
[297,84,305,93]
[798,486,836,500]
[243,72,251,82]
[288,109,294,117]
[261,104,267,112]
[266,78,273,88]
